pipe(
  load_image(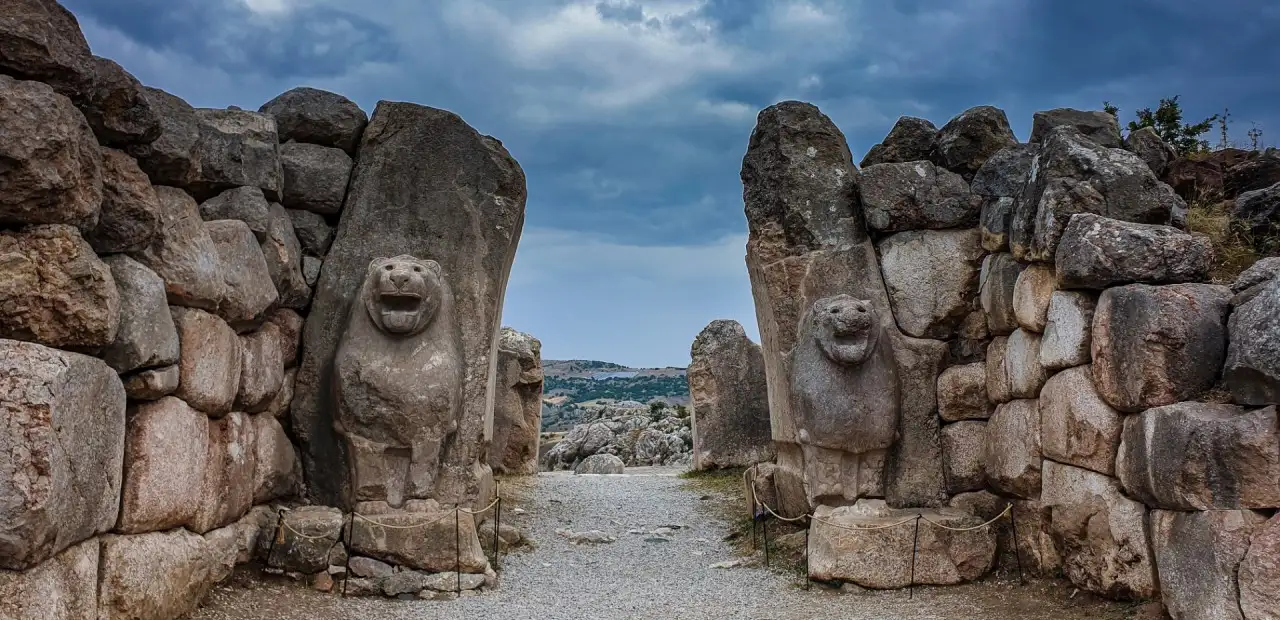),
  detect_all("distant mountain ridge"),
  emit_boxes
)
[540,359,689,431]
